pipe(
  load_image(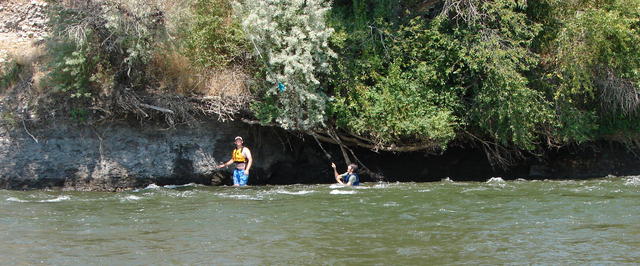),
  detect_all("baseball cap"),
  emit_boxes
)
[234,136,243,141]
